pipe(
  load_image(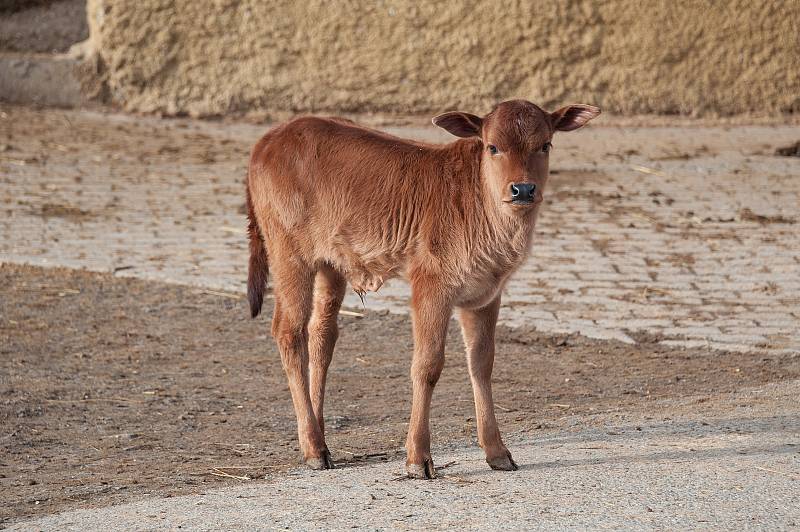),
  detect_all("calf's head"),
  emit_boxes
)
[433,100,600,212]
